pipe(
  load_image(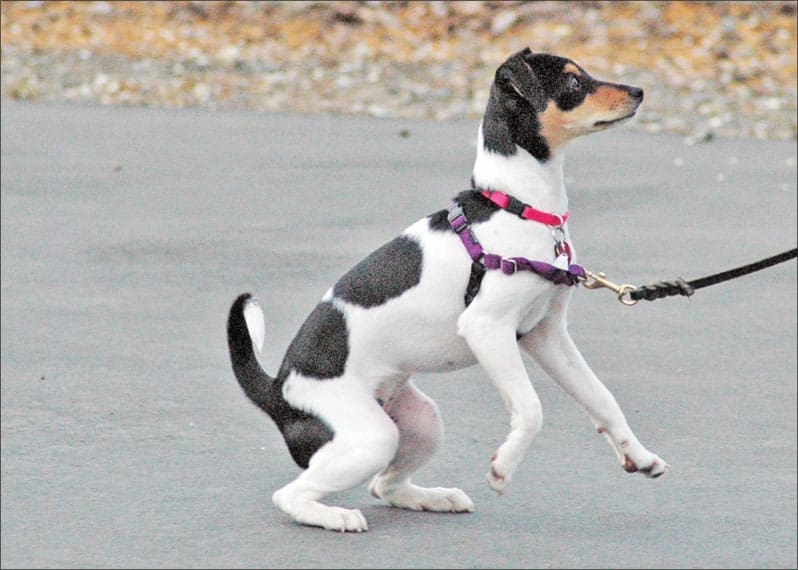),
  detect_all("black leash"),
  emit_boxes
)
[584,248,797,305]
